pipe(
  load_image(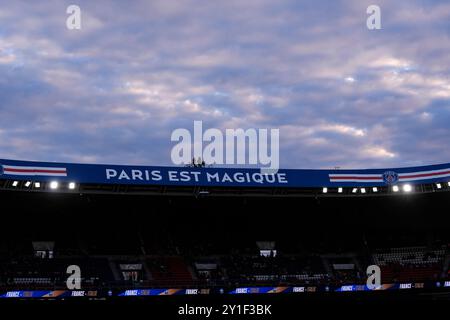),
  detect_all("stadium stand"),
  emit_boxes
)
[0,159,450,298]
[373,246,447,283]
[0,190,449,292]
